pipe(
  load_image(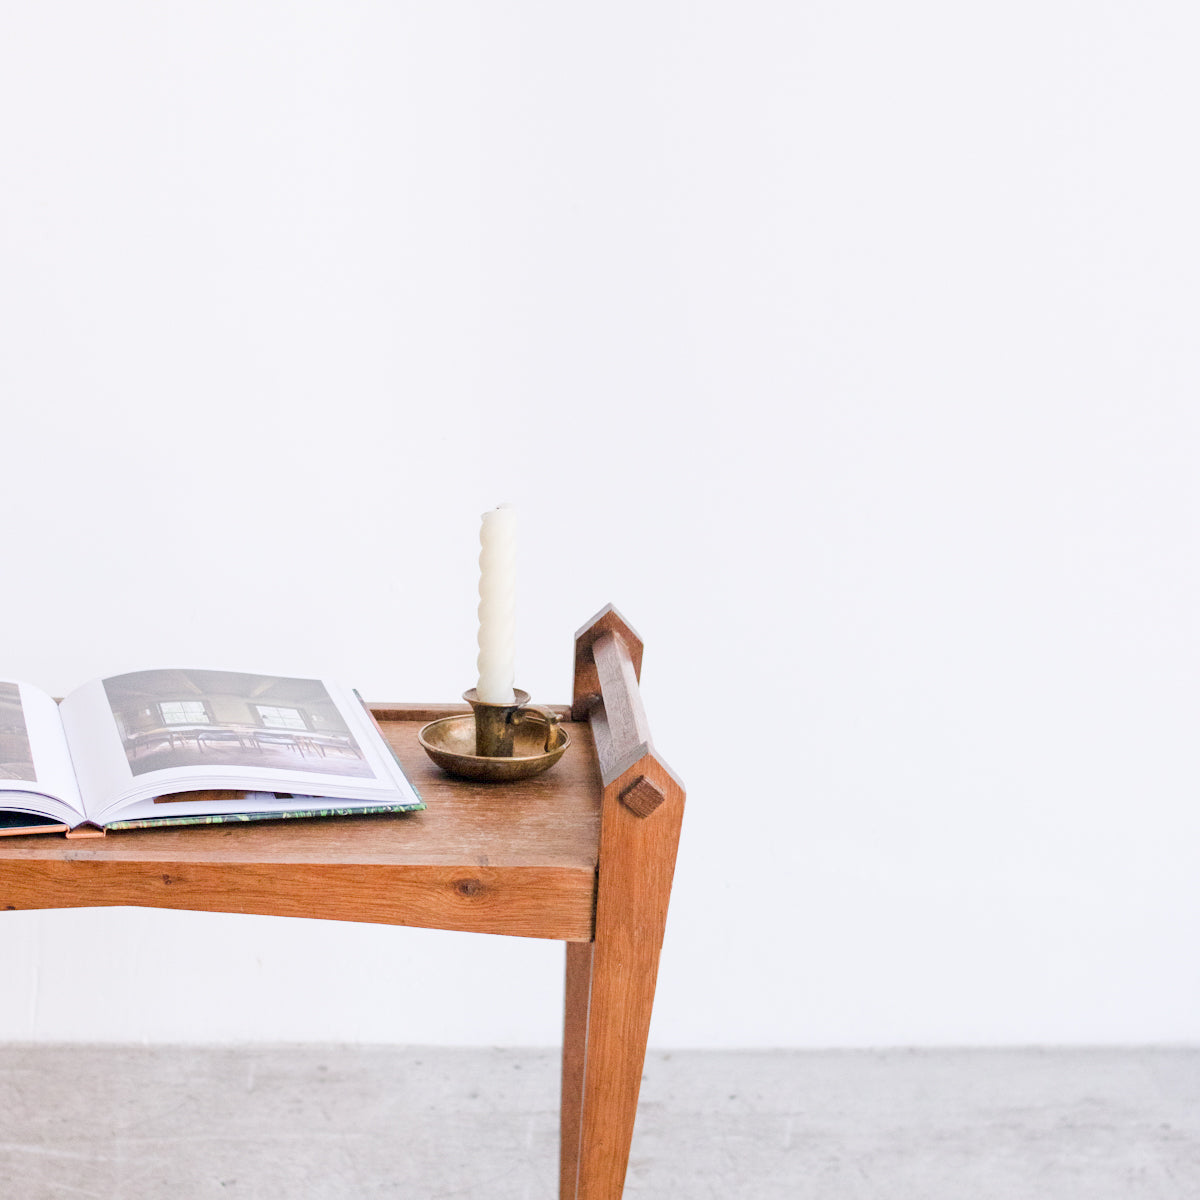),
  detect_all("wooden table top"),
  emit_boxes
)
[0,707,603,942]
